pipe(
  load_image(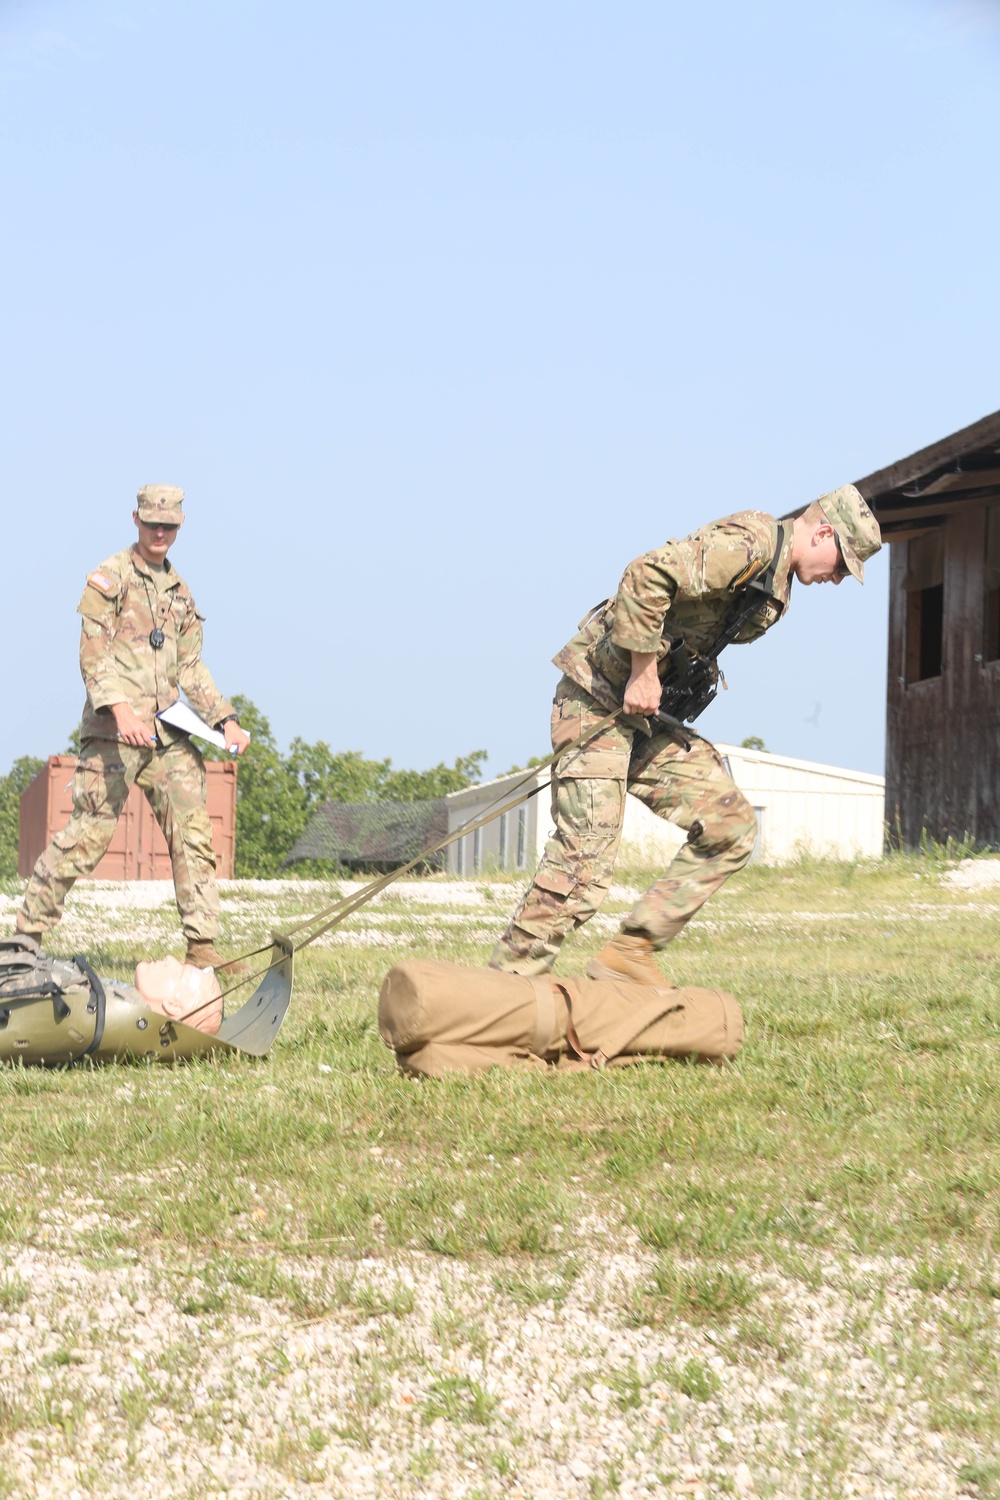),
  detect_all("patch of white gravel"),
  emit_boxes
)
[0,880,642,953]
[3,875,998,969]
[943,857,1000,891]
[0,1233,985,1500]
